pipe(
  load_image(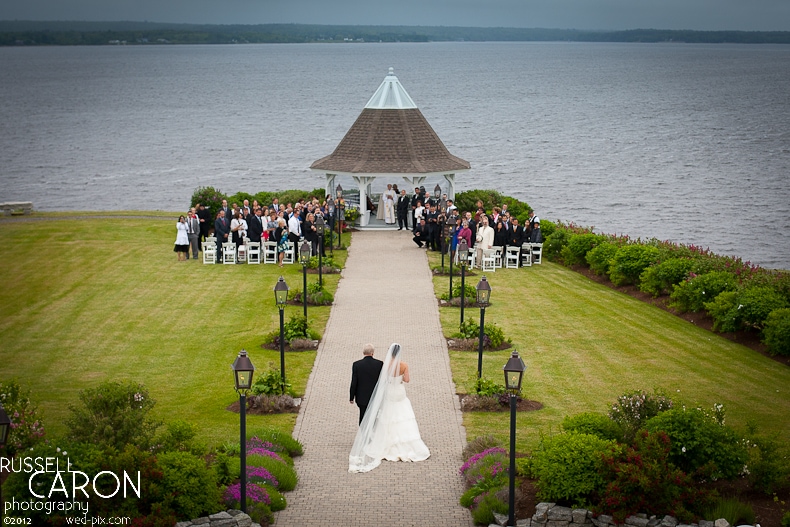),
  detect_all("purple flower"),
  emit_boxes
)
[459,447,507,474]
[224,482,271,506]
[248,466,279,487]
[248,448,286,464]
